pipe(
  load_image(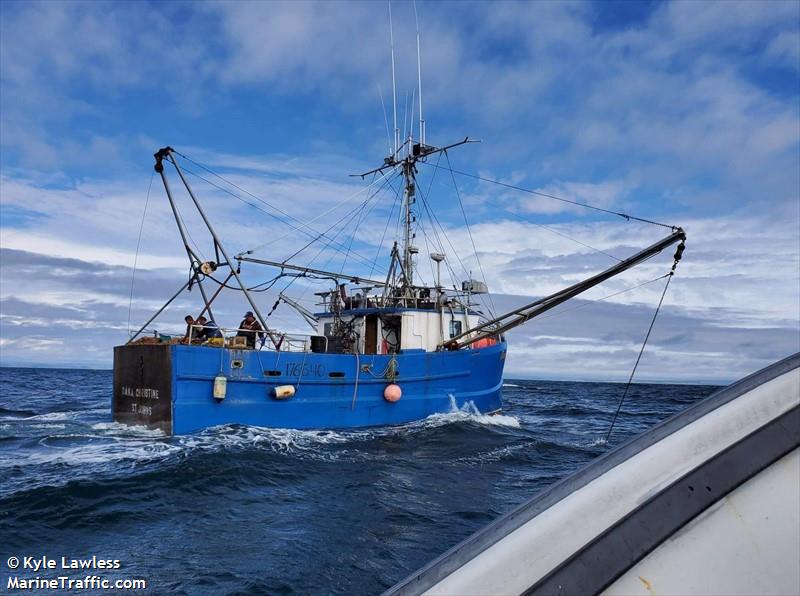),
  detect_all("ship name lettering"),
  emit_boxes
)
[122,386,159,399]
